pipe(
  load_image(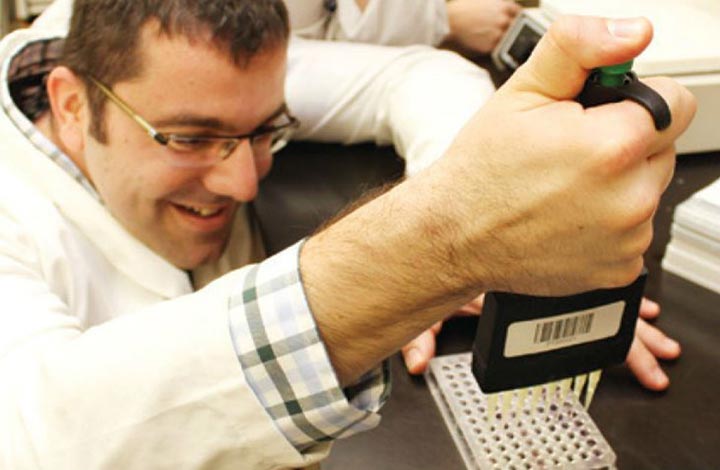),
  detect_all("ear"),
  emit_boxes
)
[45,66,89,157]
